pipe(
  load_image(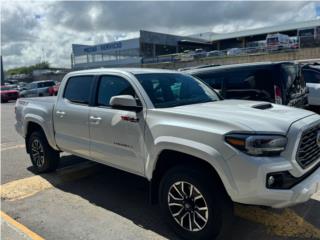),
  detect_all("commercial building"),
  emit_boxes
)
[190,19,320,50]
[71,30,209,69]
[72,20,320,69]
